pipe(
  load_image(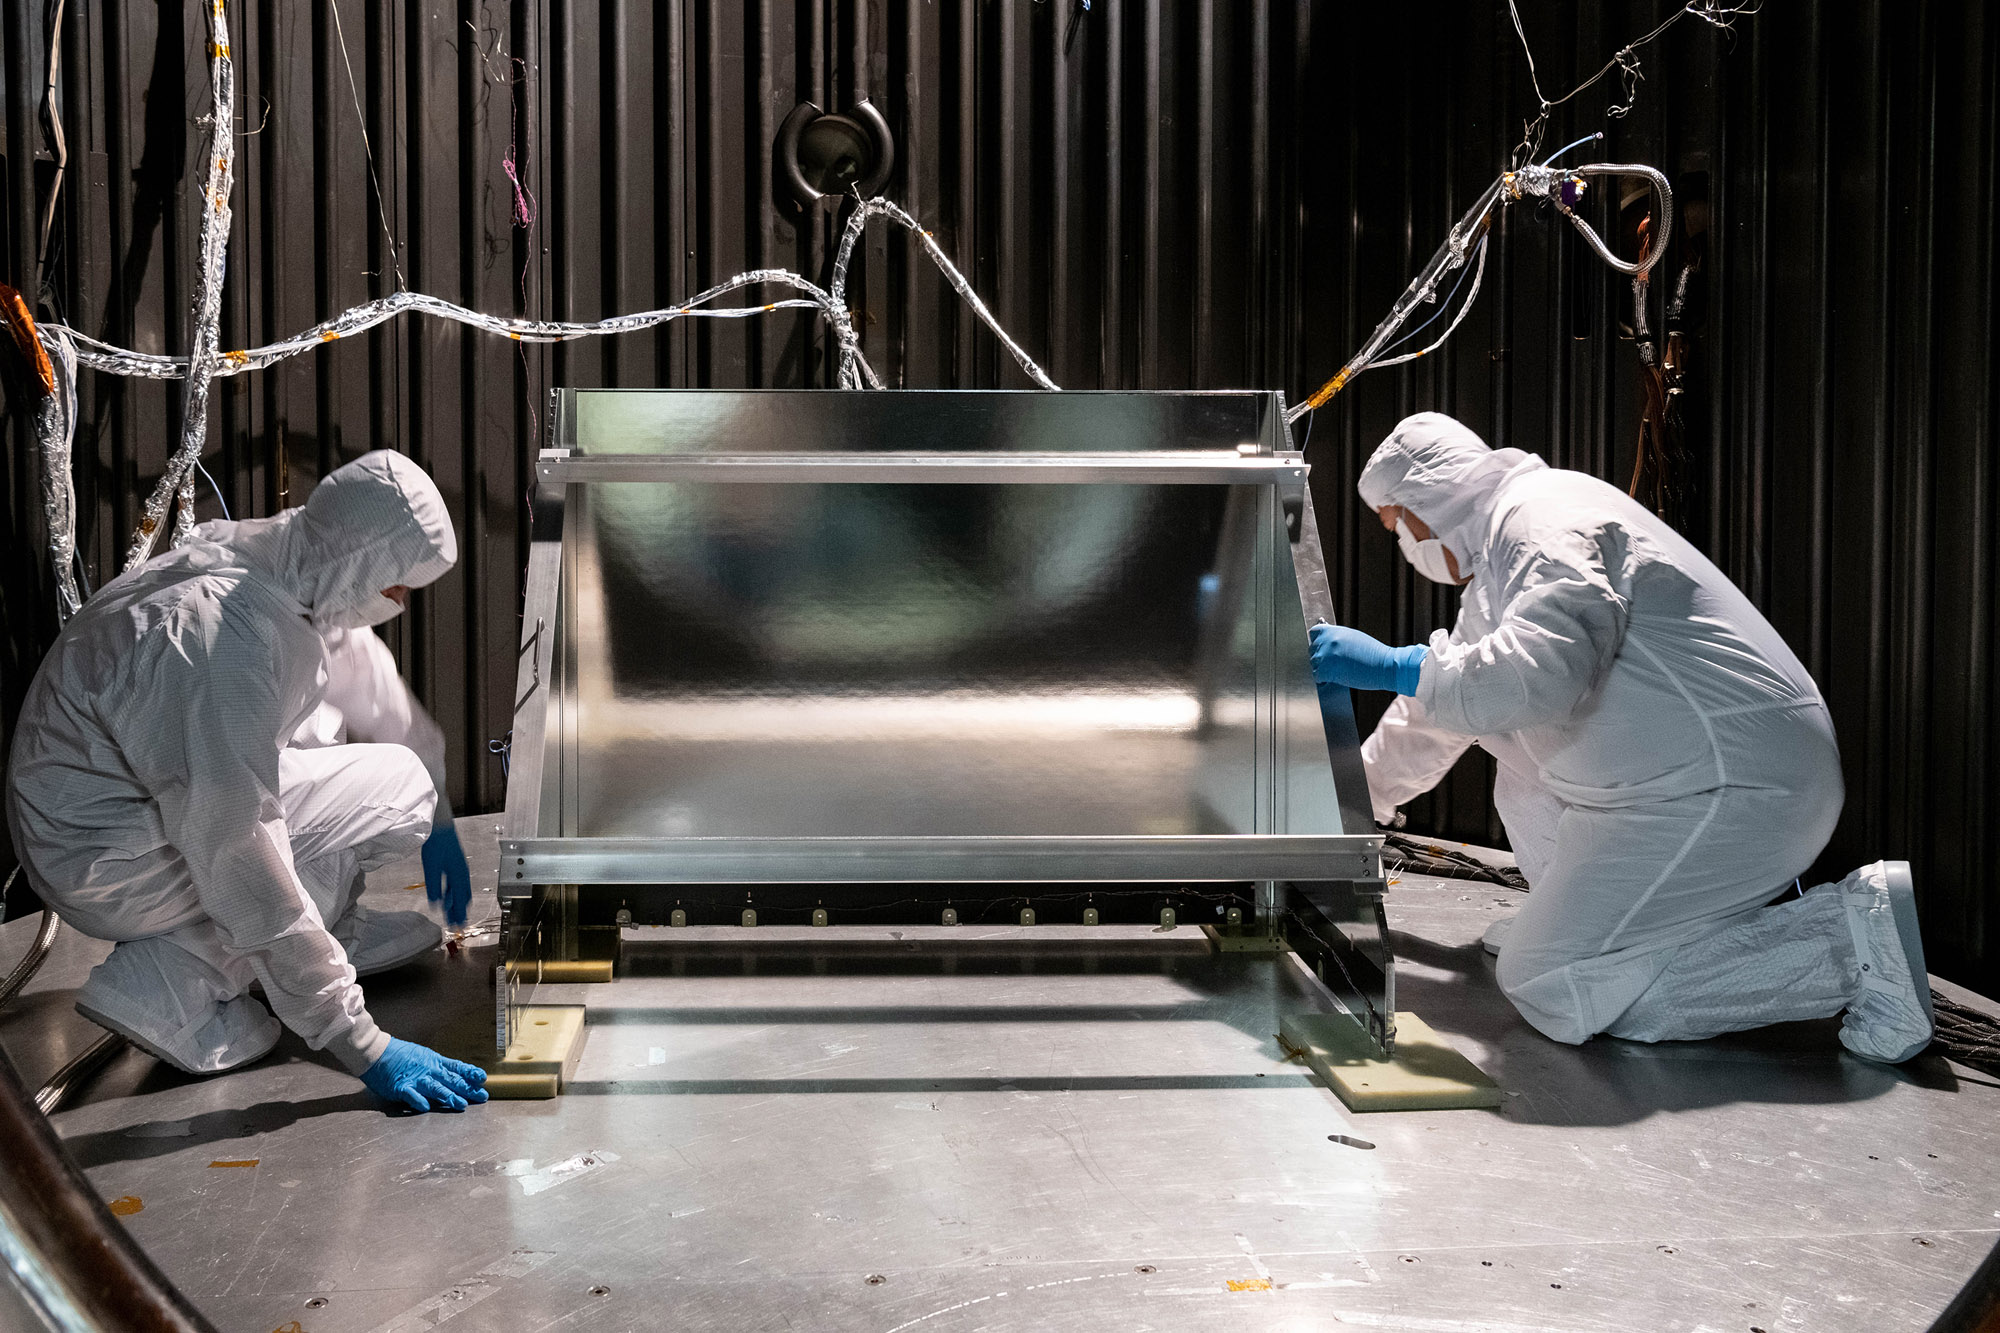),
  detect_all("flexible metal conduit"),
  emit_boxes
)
[33,1033,126,1117]
[0,1048,218,1332]
[0,900,63,1011]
